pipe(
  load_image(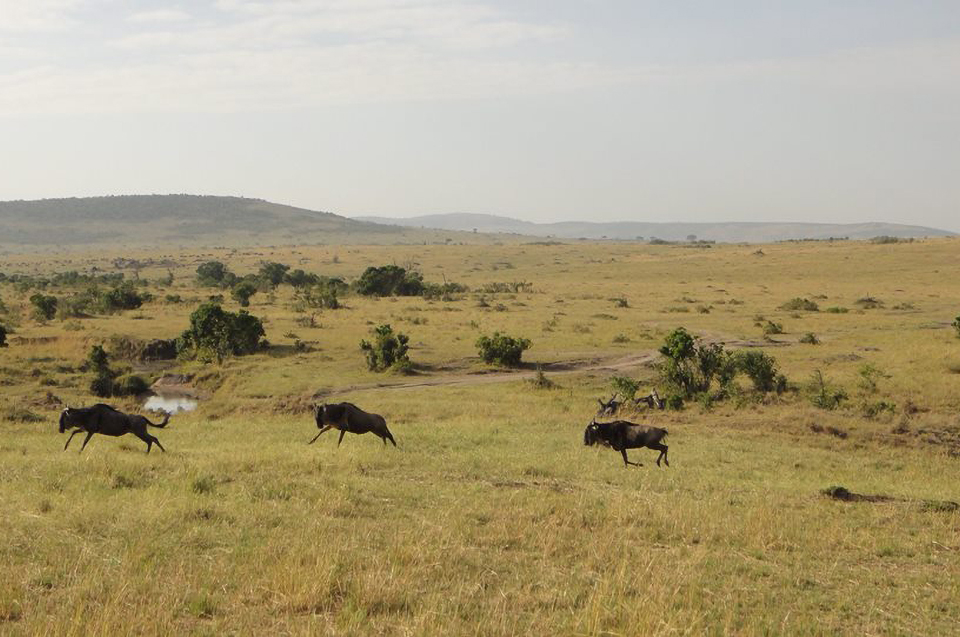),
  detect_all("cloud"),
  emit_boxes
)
[0,0,84,32]
[126,9,191,24]
[0,0,595,114]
